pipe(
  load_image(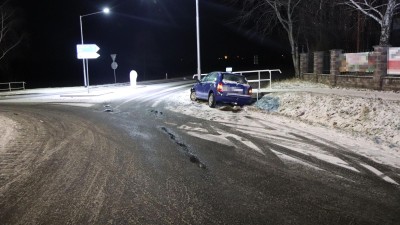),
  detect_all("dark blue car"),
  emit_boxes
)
[190,71,253,108]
